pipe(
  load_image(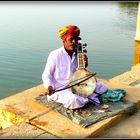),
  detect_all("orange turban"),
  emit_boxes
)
[58,25,80,40]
